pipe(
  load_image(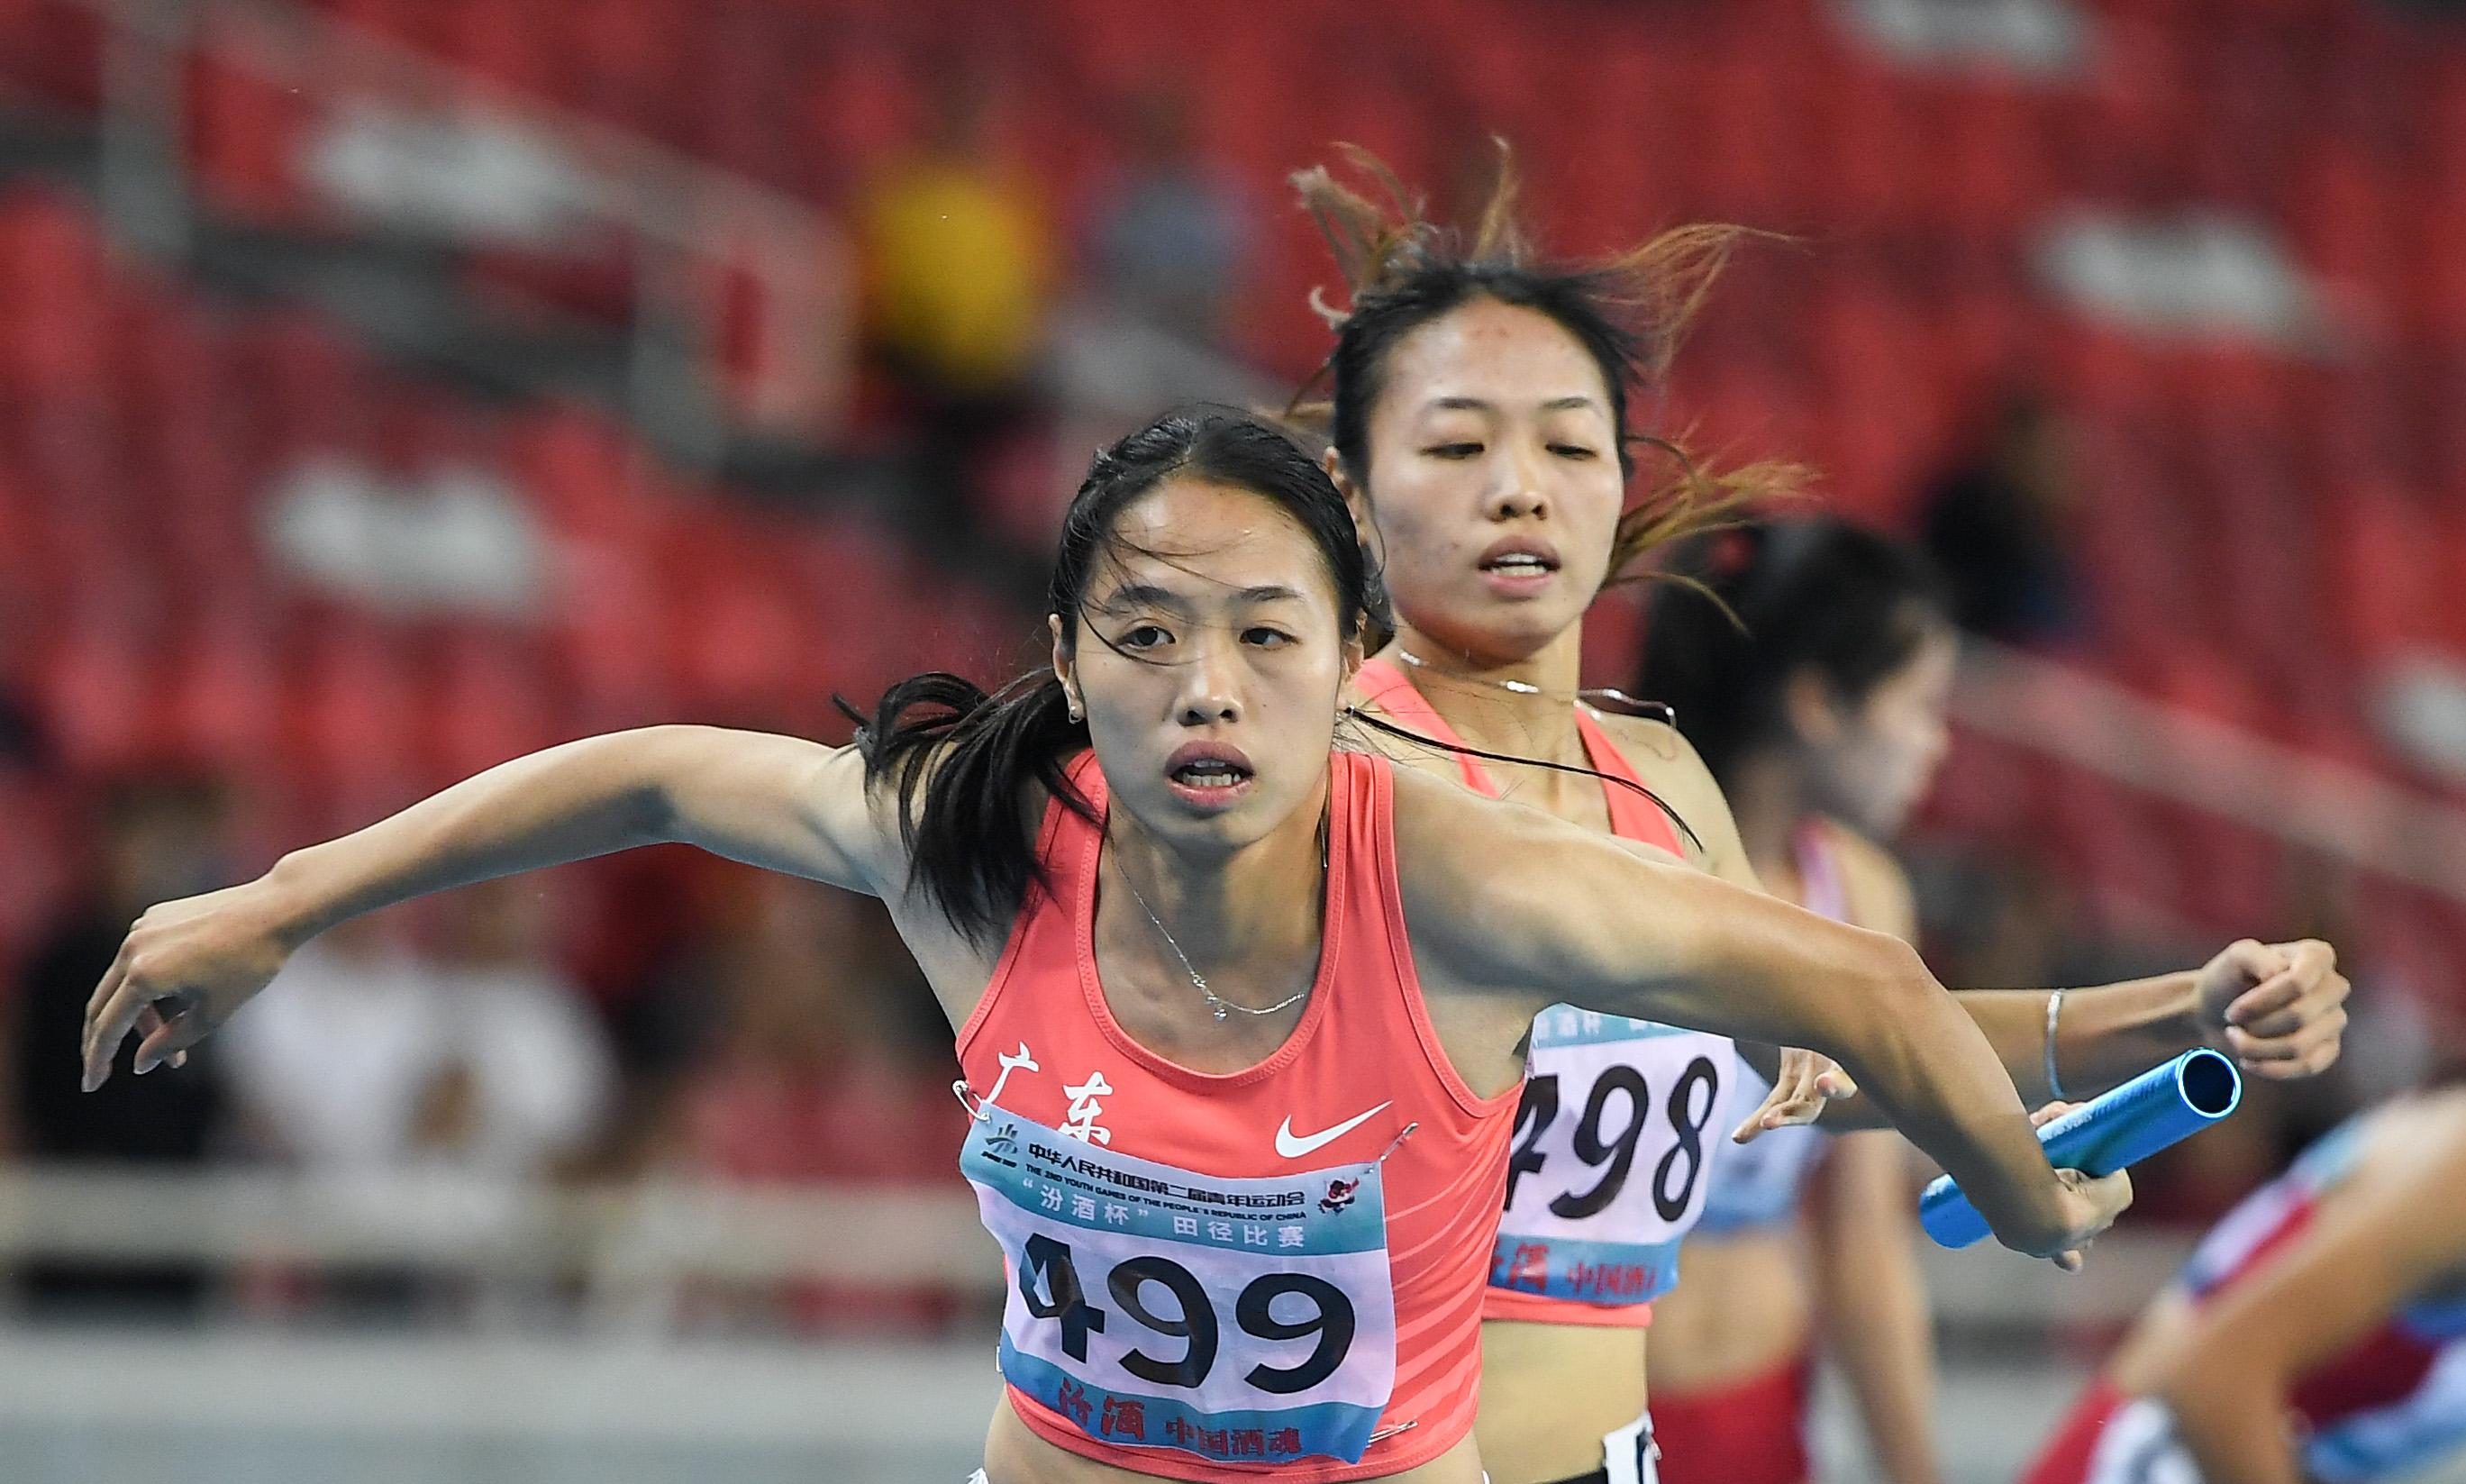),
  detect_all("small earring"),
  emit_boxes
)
[1067,698,1084,723]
